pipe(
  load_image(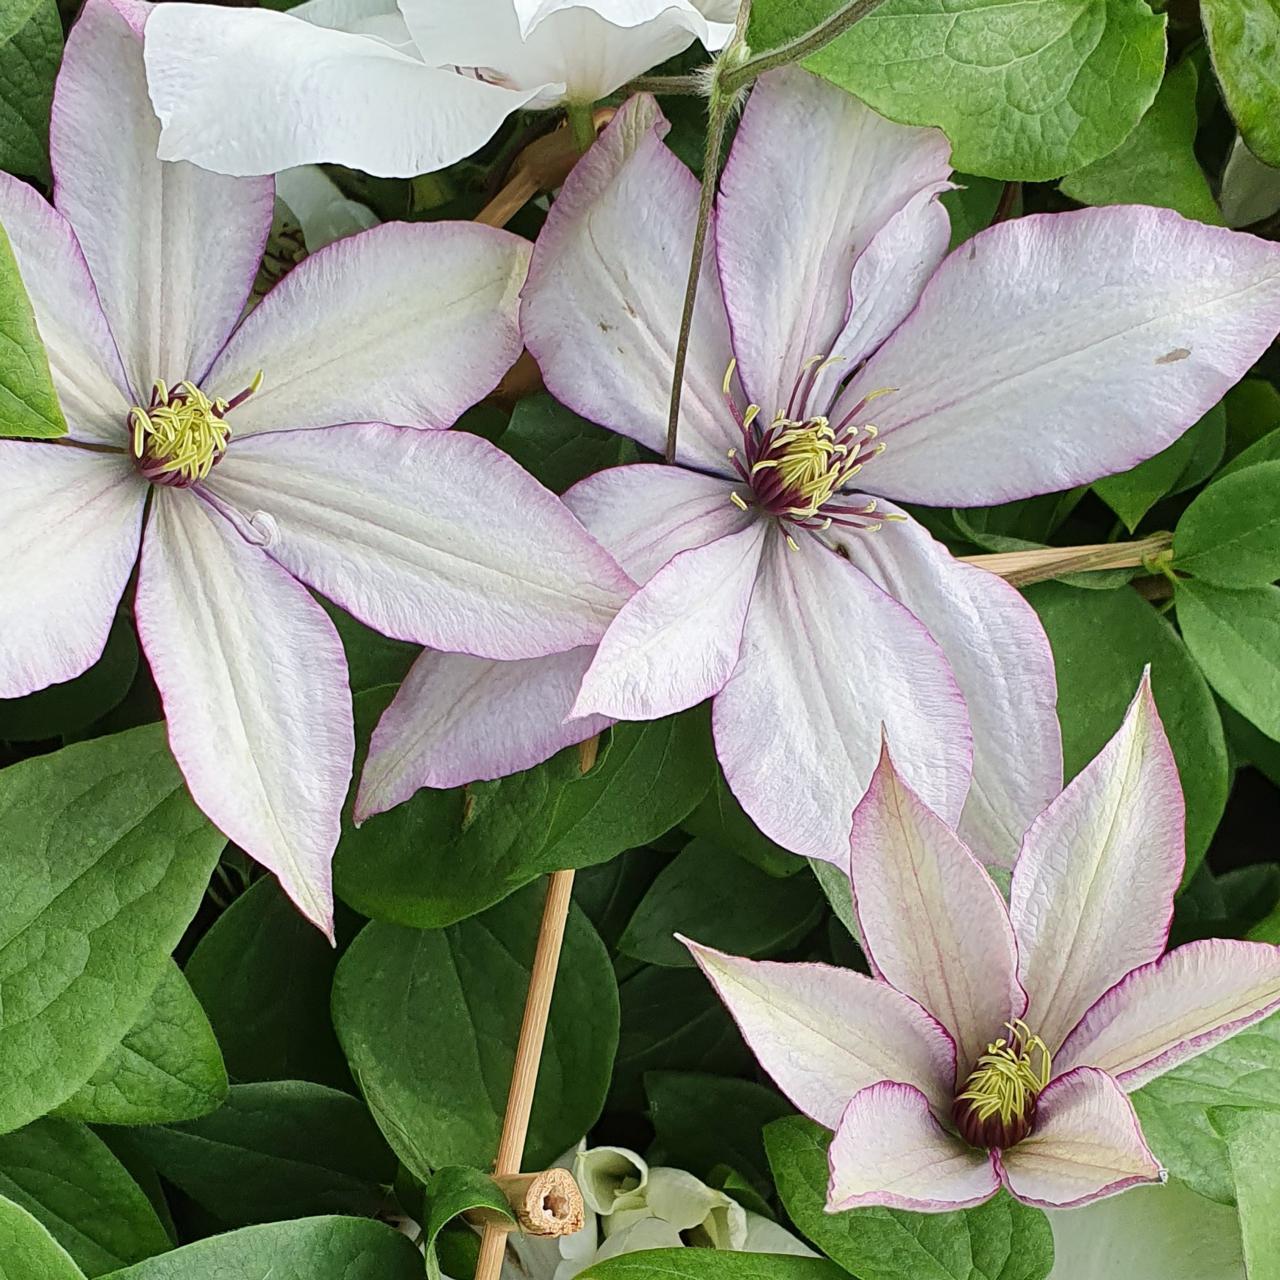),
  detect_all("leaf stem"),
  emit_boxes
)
[566,102,598,154]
